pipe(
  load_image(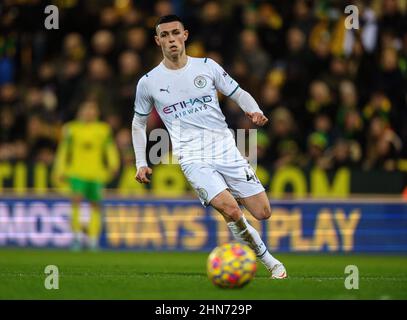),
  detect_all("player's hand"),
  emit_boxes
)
[246,112,268,126]
[135,166,153,184]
